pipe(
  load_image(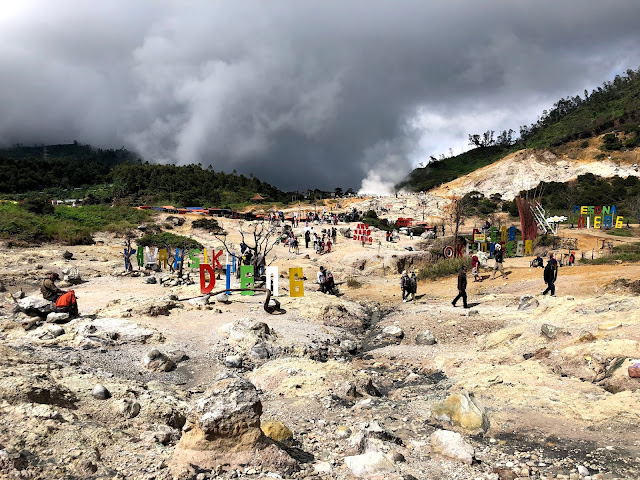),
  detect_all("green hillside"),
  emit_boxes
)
[395,146,507,192]
[0,143,291,207]
[398,67,640,192]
